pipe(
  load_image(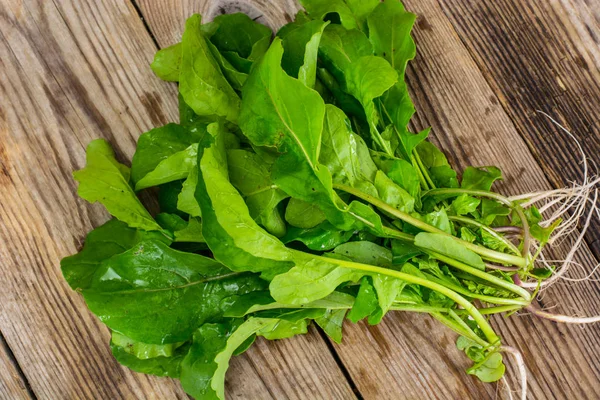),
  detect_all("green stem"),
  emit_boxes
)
[312,254,500,344]
[428,251,531,301]
[449,215,521,256]
[424,188,531,261]
[431,312,490,347]
[413,150,436,189]
[422,273,530,306]
[478,305,522,315]
[334,183,527,267]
